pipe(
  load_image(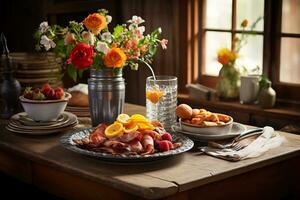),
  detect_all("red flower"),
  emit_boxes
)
[68,42,95,69]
